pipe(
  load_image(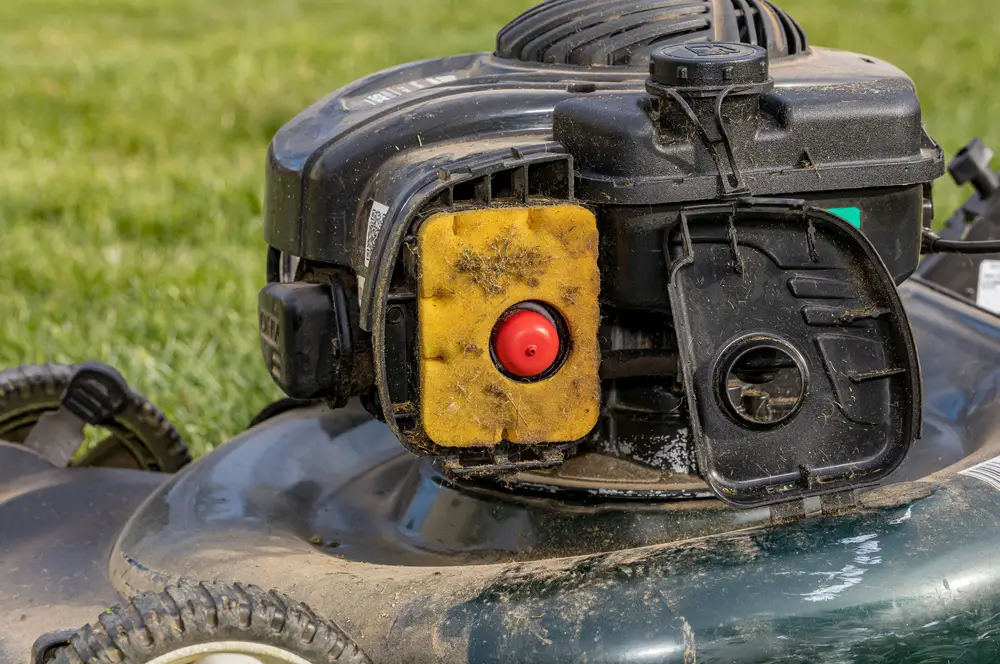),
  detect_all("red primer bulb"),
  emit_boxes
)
[492,309,560,378]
